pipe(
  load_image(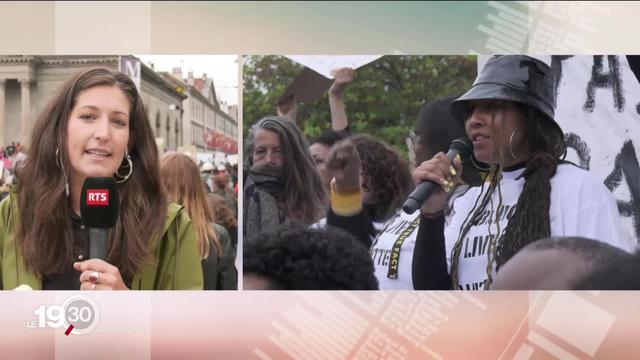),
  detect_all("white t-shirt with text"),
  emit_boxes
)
[370,211,420,290]
[444,163,633,291]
